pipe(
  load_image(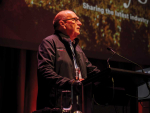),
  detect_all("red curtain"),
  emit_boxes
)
[138,101,150,113]
[0,46,38,113]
